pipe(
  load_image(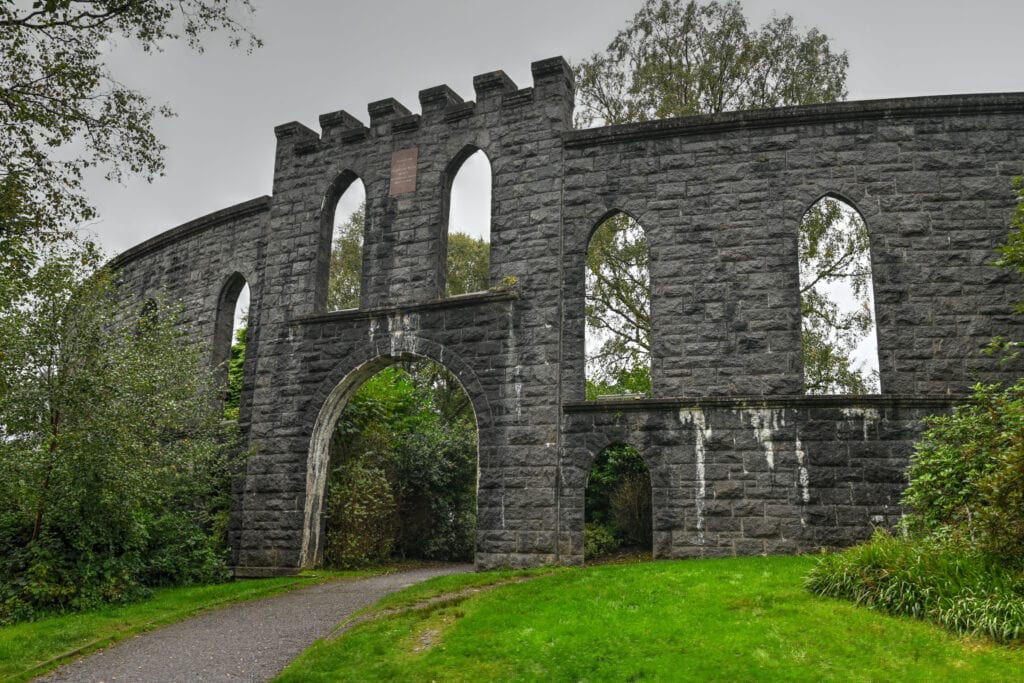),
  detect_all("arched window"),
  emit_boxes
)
[585,444,652,562]
[213,273,249,418]
[327,177,366,311]
[798,195,879,394]
[585,212,651,399]
[444,149,491,296]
